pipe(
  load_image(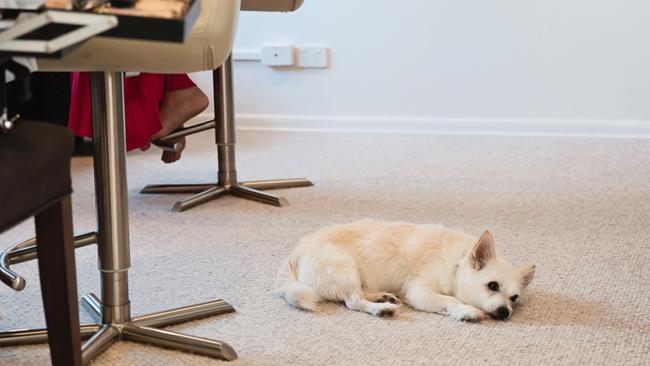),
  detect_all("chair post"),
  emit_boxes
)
[214,55,238,188]
[90,71,132,325]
